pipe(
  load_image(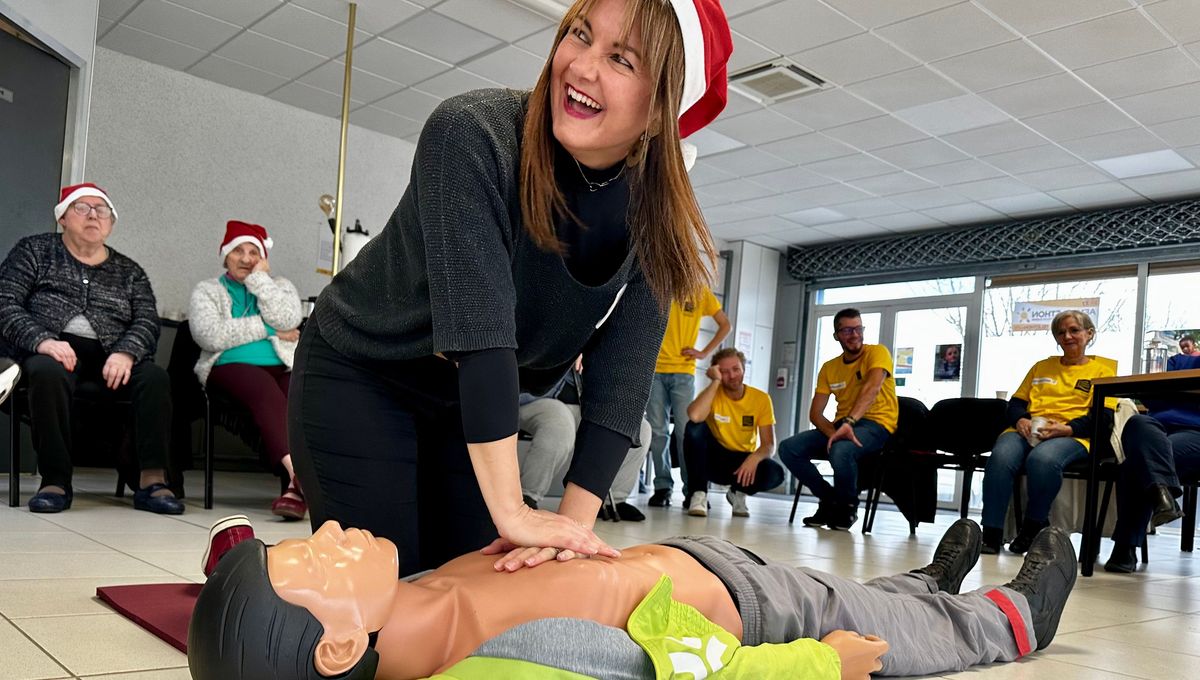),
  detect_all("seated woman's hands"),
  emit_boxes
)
[821,630,888,680]
[276,328,300,342]
[1036,420,1072,439]
[484,504,619,572]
